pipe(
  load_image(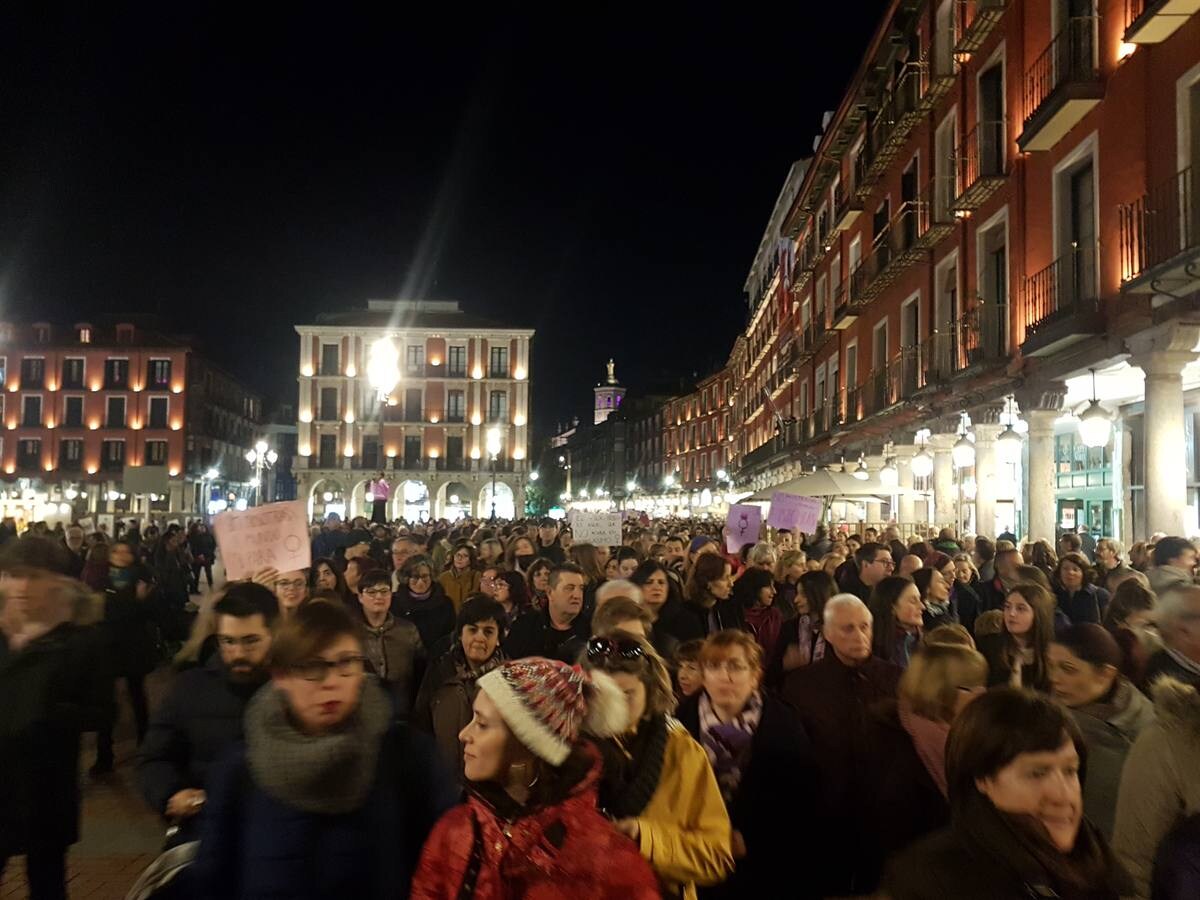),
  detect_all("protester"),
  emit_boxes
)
[503,563,590,662]
[590,596,652,639]
[494,570,534,626]
[843,541,895,603]
[677,630,815,899]
[766,569,834,684]
[193,600,456,899]
[410,657,659,899]
[390,534,425,591]
[883,688,1129,898]
[629,559,685,659]
[1054,551,1111,625]
[584,632,733,898]
[1142,584,1200,688]
[188,523,217,592]
[868,574,924,669]
[505,535,539,578]
[437,541,480,612]
[858,643,988,890]
[727,566,783,662]
[1147,537,1197,596]
[534,517,568,565]
[391,554,456,653]
[677,552,734,640]
[413,595,507,777]
[136,583,279,844]
[977,581,1056,691]
[253,566,309,619]
[674,639,704,699]
[1049,624,1156,839]
[356,569,424,719]
[310,557,351,607]
[526,557,552,609]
